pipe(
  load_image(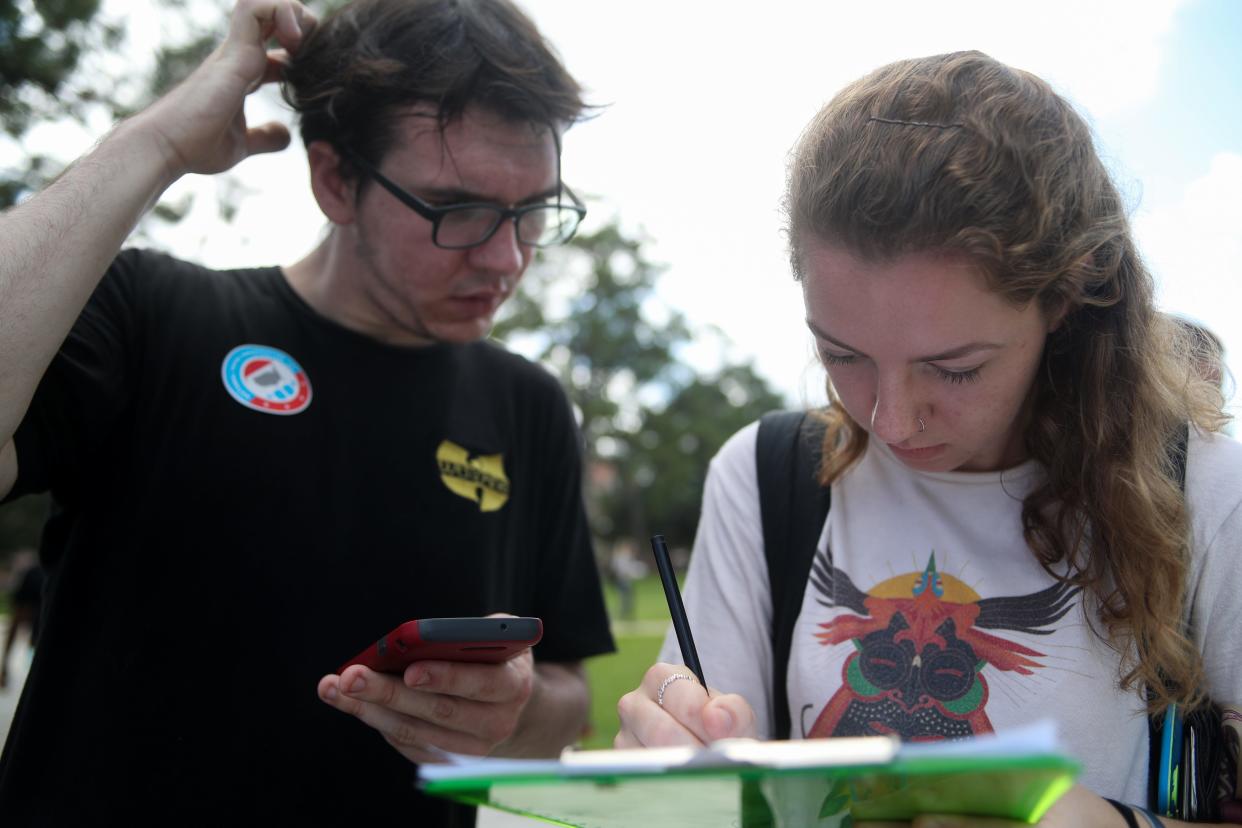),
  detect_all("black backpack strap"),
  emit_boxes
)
[757,410,832,740]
